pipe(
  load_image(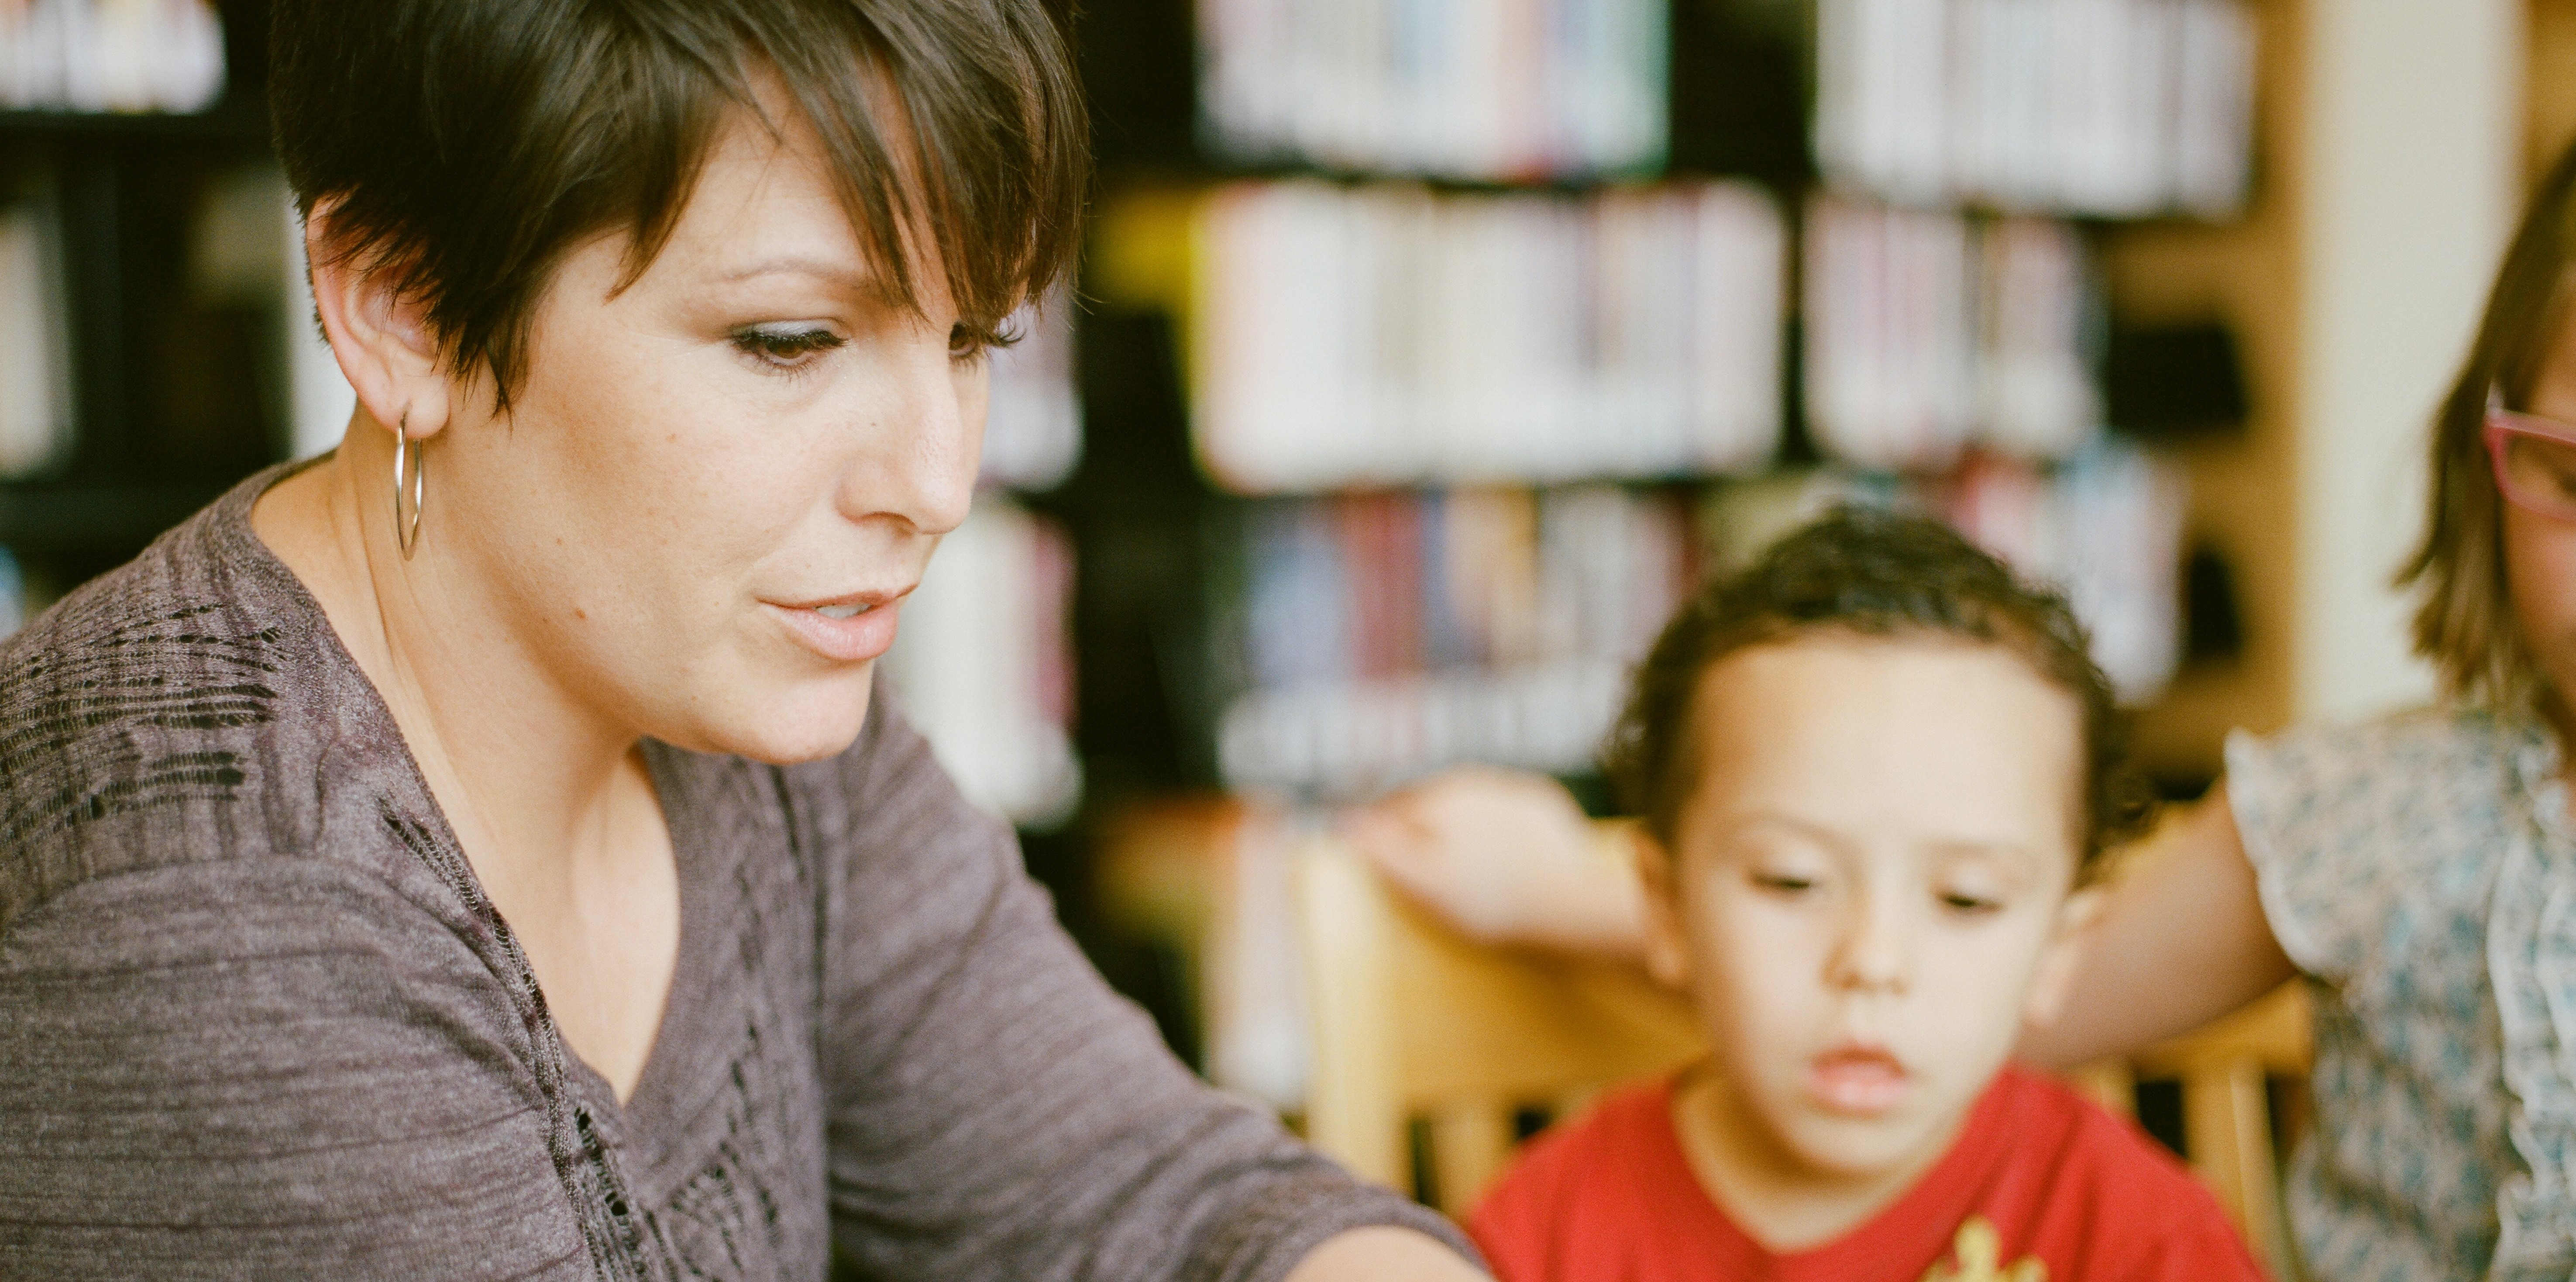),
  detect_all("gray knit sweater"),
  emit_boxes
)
[0,466,1466,1280]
